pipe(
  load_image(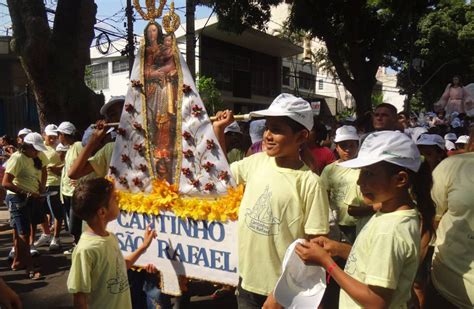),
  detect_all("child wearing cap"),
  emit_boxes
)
[2,132,47,280]
[416,134,447,171]
[224,121,245,163]
[320,125,361,244]
[57,121,96,255]
[295,131,435,308]
[213,93,329,308]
